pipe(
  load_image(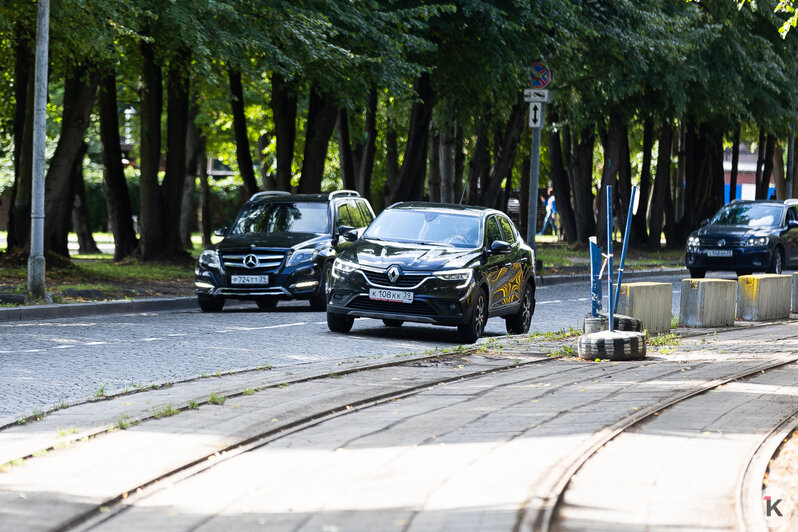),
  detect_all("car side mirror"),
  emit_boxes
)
[213,227,228,237]
[789,220,798,229]
[338,225,357,242]
[700,218,710,227]
[489,240,512,254]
